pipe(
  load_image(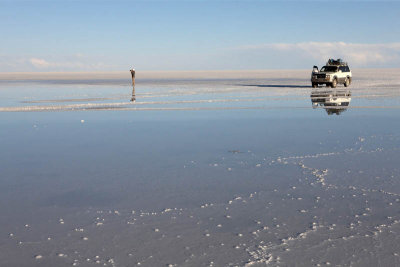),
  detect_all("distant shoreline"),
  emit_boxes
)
[0,69,397,82]
[0,70,312,81]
